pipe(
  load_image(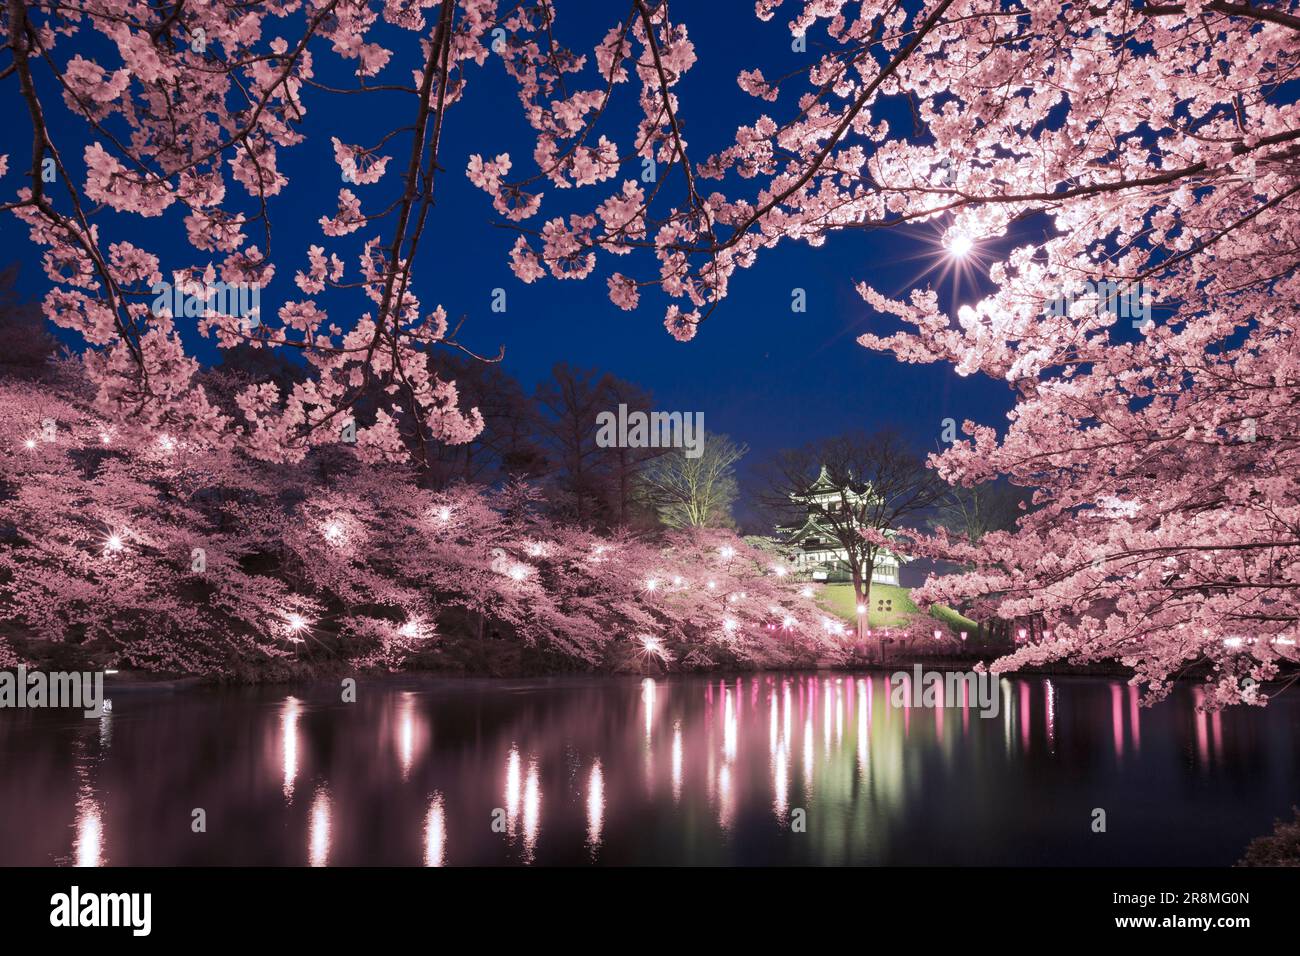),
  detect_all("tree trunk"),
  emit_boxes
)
[852,551,876,643]
[851,563,873,643]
